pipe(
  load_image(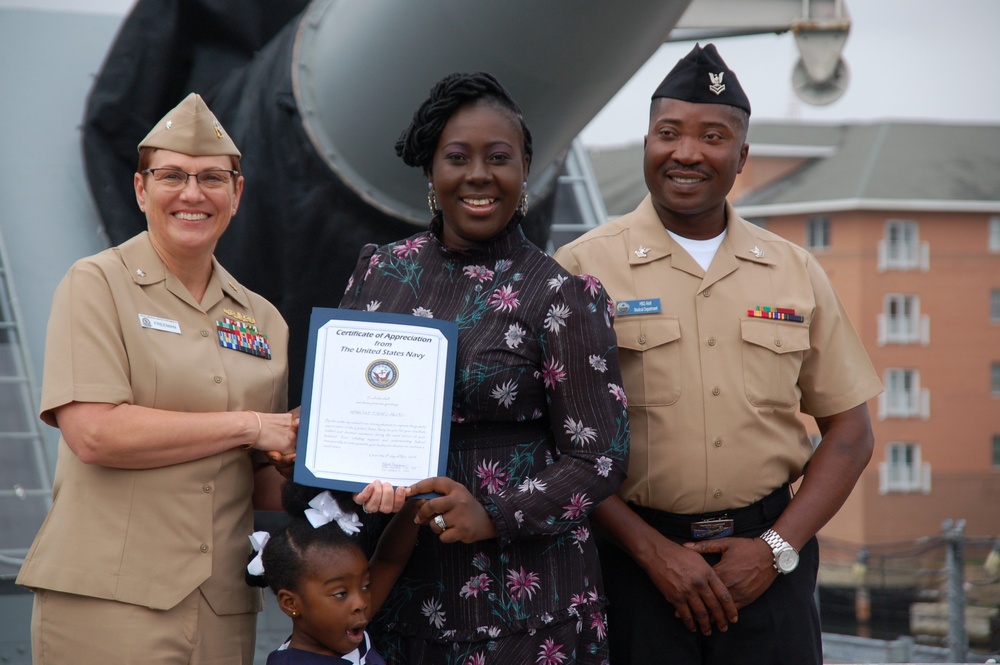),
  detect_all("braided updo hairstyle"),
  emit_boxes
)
[395,71,533,175]
[255,482,365,595]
